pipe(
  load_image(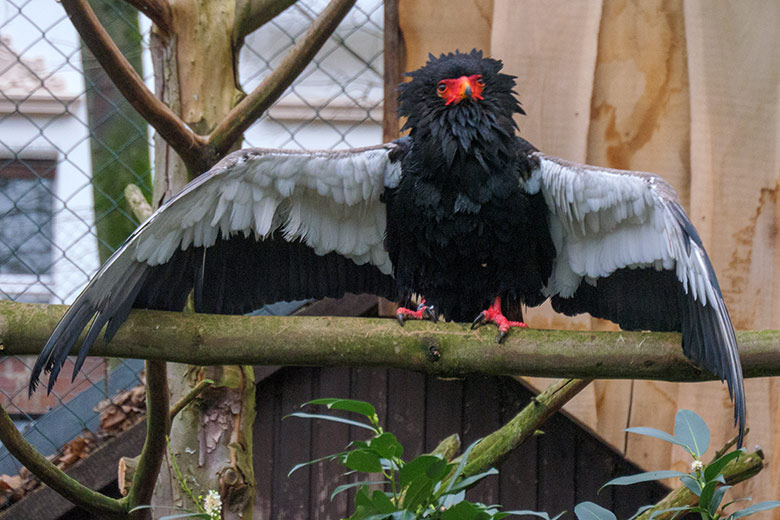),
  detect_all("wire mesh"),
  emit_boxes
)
[0,0,383,481]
